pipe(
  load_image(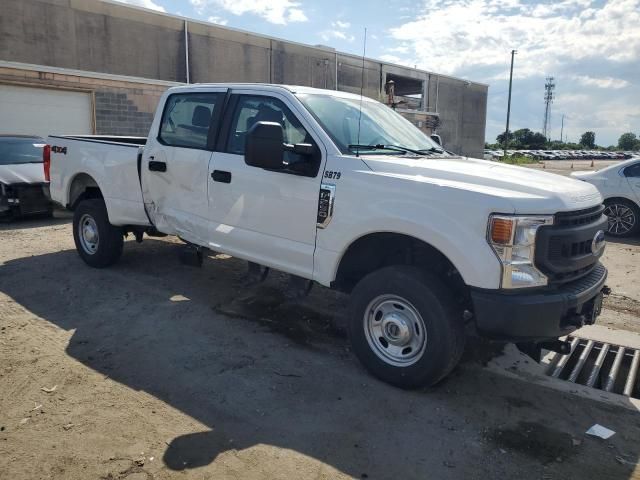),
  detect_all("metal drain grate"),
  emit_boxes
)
[545,337,640,399]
